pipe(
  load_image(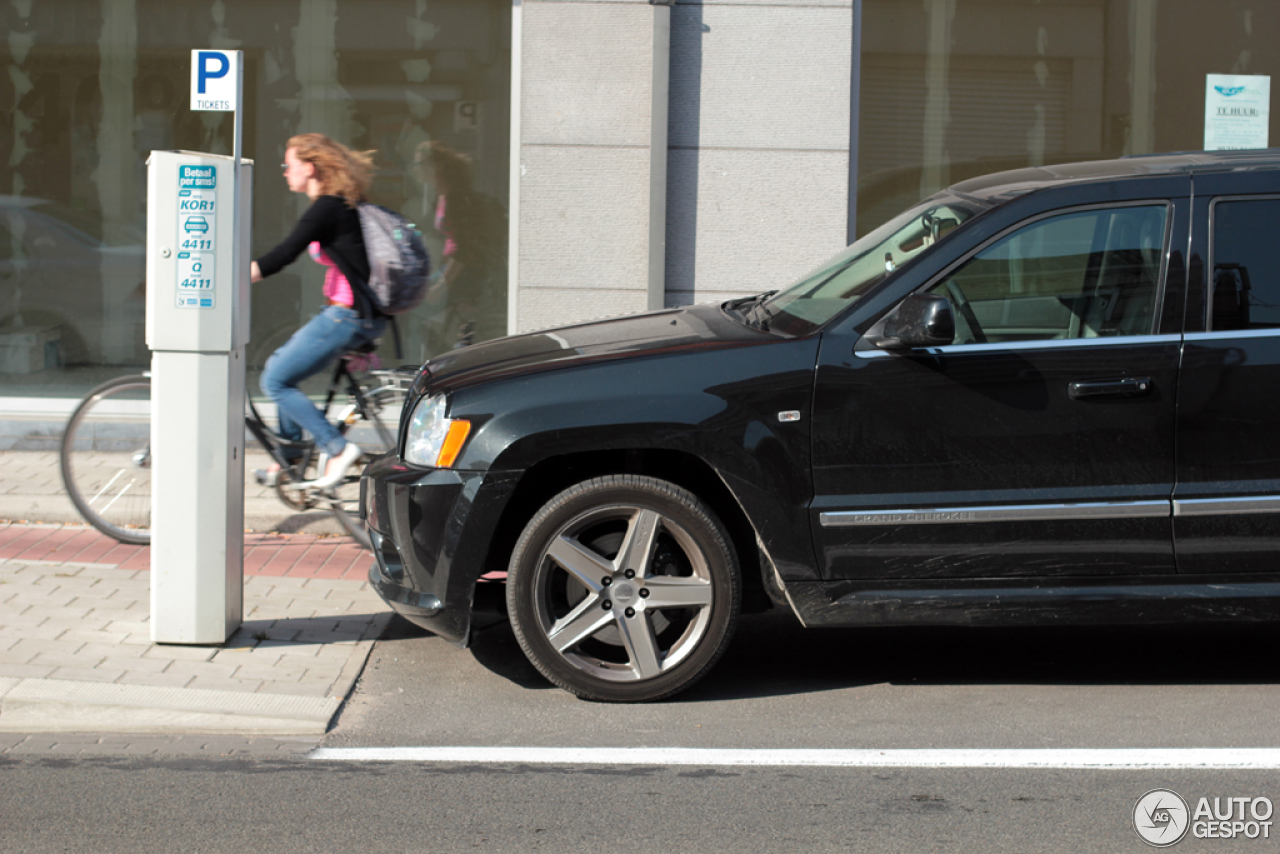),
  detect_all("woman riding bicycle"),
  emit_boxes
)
[250,133,386,489]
